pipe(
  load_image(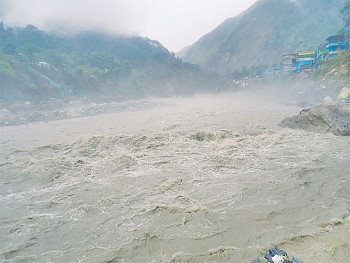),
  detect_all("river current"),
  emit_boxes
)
[1,93,349,262]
